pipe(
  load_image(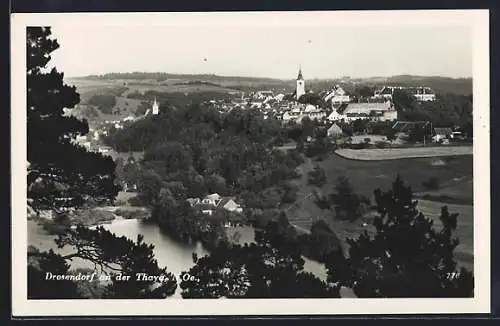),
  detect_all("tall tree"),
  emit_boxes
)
[28,226,177,299]
[318,176,369,221]
[180,220,339,298]
[27,27,119,211]
[392,89,417,112]
[26,27,176,299]
[326,176,474,297]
